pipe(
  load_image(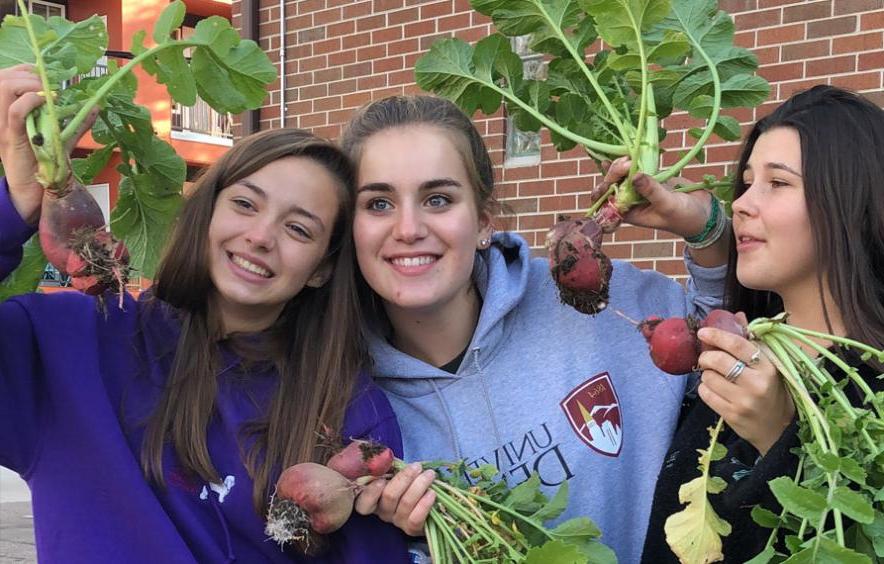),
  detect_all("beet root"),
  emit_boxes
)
[640,316,702,375]
[265,463,356,552]
[39,183,130,295]
[638,309,749,375]
[326,440,394,480]
[546,217,613,315]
